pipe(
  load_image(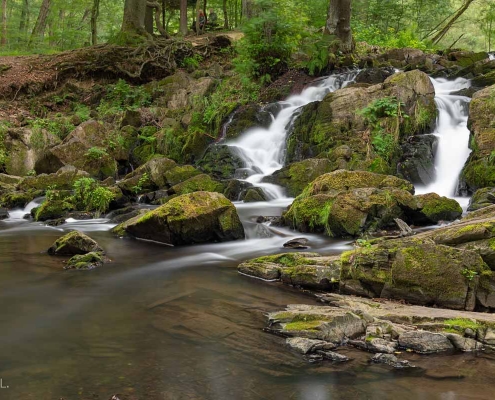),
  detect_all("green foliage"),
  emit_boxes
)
[181,55,203,72]
[0,122,10,169]
[235,0,307,83]
[73,177,115,215]
[97,79,151,117]
[29,118,75,141]
[461,268,478,281]
[85,147,109,161]
[132,173,151,195]
[138,127,158,155]
[302,35,333,76]
[73,104,91,122]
